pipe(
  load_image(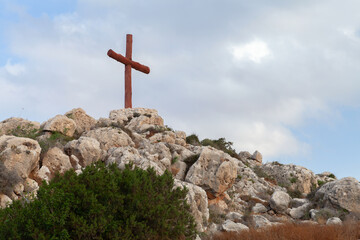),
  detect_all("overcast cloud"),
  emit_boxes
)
[1,0,360,179]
